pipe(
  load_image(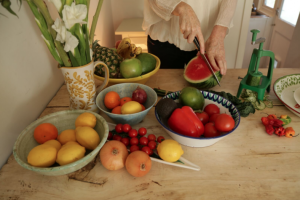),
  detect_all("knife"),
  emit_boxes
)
[193,37,221,87]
